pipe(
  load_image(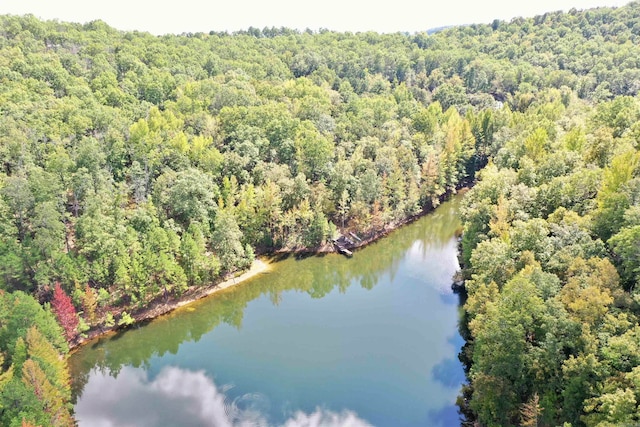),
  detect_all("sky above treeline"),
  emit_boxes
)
[0,0,633,35]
